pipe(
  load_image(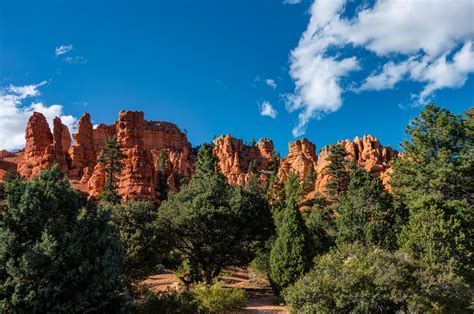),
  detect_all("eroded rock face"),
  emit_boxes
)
[213,135,276,186]
[52,117,71,173]
[15,111,396,202]
[69,113,96,181]
[315,135,396,195]
[17,113,54,179]
[87,111,193,201]
[278,139,318,183]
